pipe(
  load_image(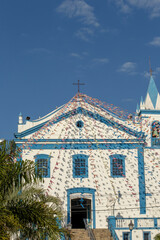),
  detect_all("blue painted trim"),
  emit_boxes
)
[145,193,152,196]
[138,146,146,214]
[154,218,158,228]
[145,146,160,149]
[116,227,160,230]
[143,231,151,240]
[34,154,50,178]
[139,110,160,115]
[115,217,160,220]
[123,232,130,240]
[67,188,96,229]
[110,154,125,178]
[108,216,116,228]
[15,138,145,143]
[134,218,137,228]
[151,121,160,148]
[72,154,88,178]
[16,143,144,150]
[14,107,144,139]
[107,216,119,240]
[152,138,160,147]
